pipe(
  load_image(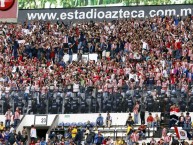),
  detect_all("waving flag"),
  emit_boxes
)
[174,126,187,140]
